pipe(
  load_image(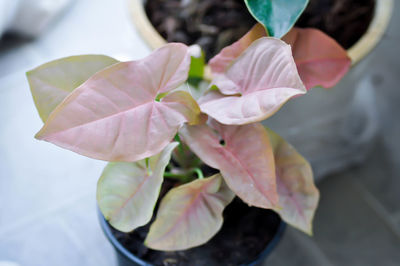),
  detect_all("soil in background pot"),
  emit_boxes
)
[109,178,281,266]
[145,0,375,60]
